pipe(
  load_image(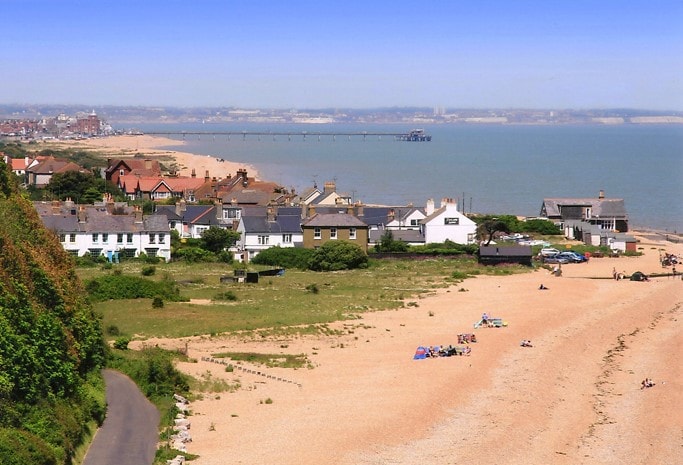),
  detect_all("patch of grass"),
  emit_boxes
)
[212,351,310,369]
[86,258,529,339]
[188,370,241,393]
